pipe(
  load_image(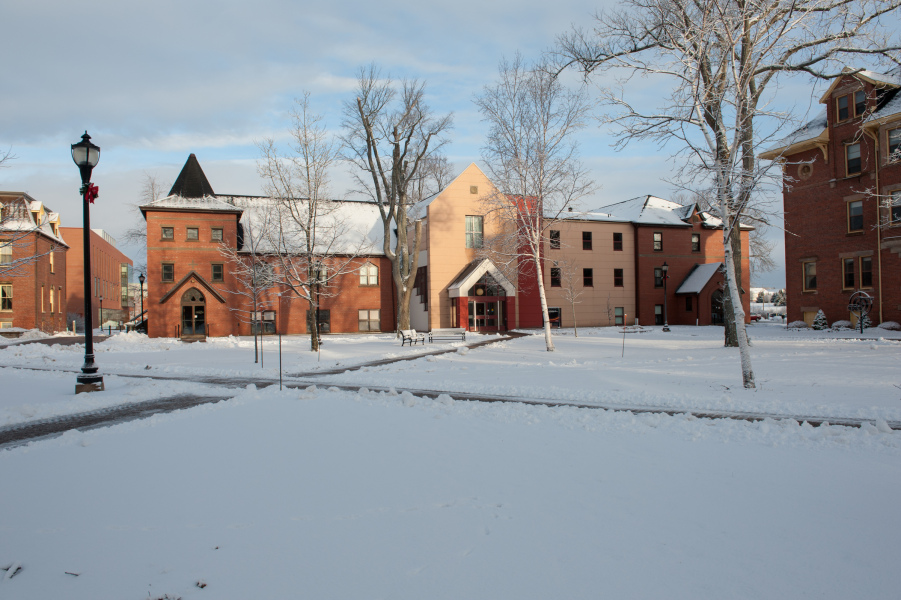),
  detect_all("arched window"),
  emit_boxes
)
[359,262,378,286]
